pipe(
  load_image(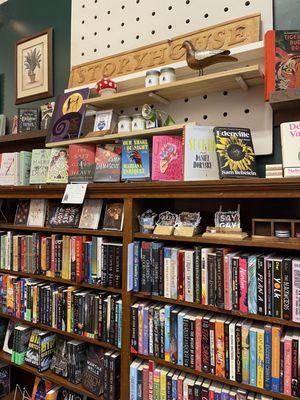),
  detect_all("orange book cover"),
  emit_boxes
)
[20,236,26,272]
[215,317,226,378]
[271,325,282,392]
[41,237,47,274]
